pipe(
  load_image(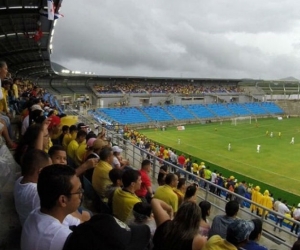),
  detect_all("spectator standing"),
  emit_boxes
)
[112,169,142,222]
[135,159,153,203]
[236,181,247,208]
[291,203,300,234]
[274,200,290,231]
[173,178,186,207]
[154,173,179,213]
